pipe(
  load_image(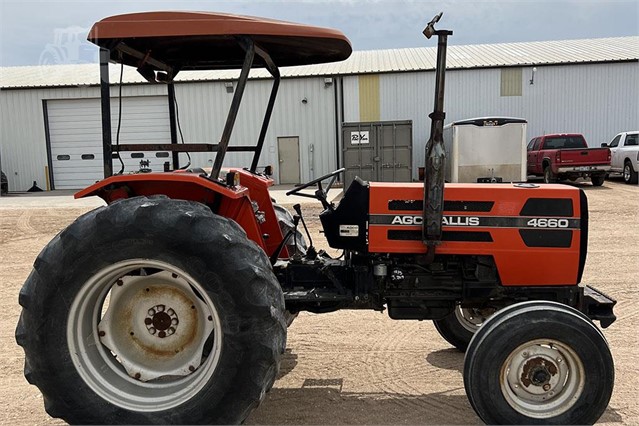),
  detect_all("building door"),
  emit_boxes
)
[46,96,171,189]
[277,137,300,184]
